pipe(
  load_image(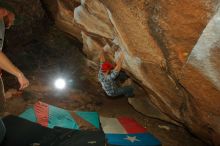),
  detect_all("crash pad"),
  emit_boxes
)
[19,101,100,130]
